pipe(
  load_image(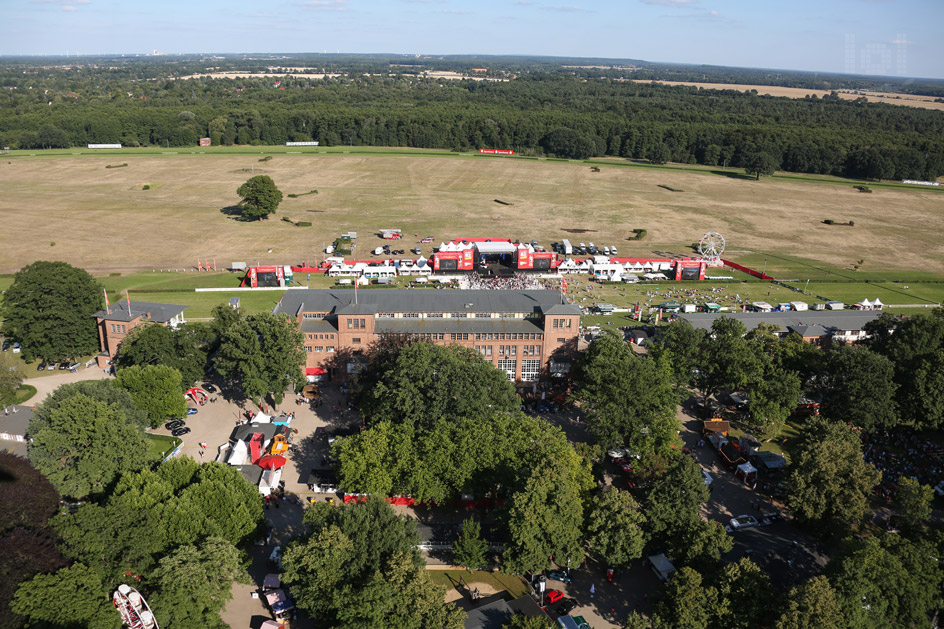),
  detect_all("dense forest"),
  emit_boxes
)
[2,54,943,180]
